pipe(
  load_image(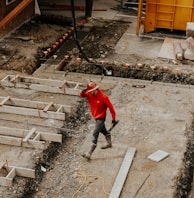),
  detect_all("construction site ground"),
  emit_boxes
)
[0,1,194,198]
